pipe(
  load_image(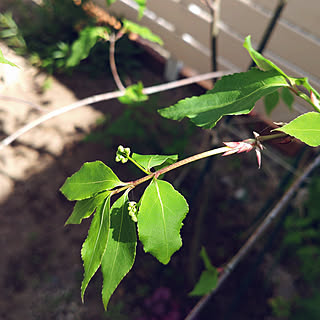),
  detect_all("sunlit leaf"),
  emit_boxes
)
[60,161,123,201]
[134,0,147,18]
[65,191,110,225]
[138,179,188,264]
[275,112,320,147]
[122,19,163,45]
[132,153,178,171]
[81,196,111,301]
[118,82,148,104]
[66,26,109,67]
[101,192,137,309]
[159,69,288,128]
[243,35,288,80]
